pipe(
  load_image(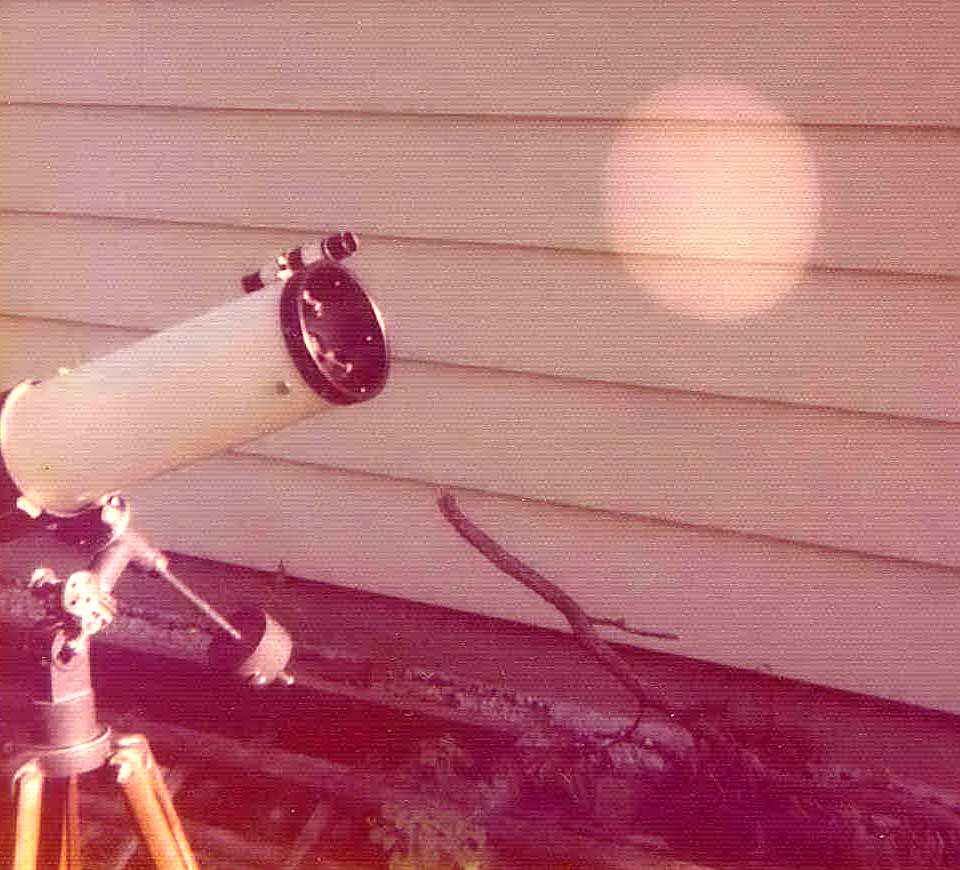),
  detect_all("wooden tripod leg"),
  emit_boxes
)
[11,761,43,870]
[57,775,82,870]
[139,744,198,870]
[111,740,196,870]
